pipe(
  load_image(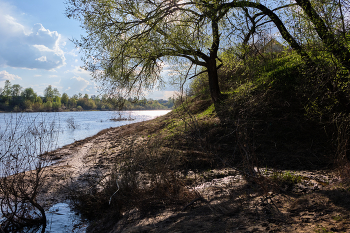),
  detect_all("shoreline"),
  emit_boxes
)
[0,109,172,114]
[36,112,350,233]
[38,118,151,207]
